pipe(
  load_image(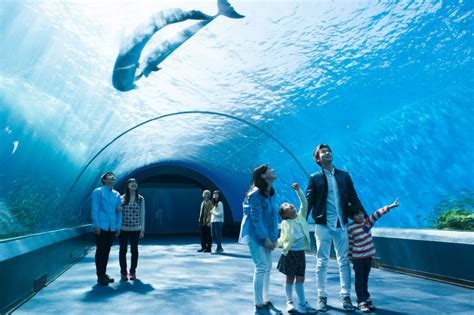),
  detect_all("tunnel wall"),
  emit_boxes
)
[371,228,474,288]
[0,225,93,313]
[308,227,474,288]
